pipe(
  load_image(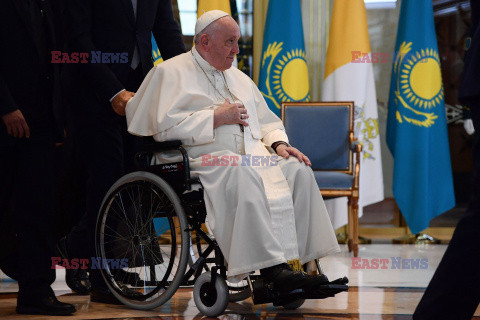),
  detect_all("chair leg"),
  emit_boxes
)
[347,198,353,252]
[352,198,360,257]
